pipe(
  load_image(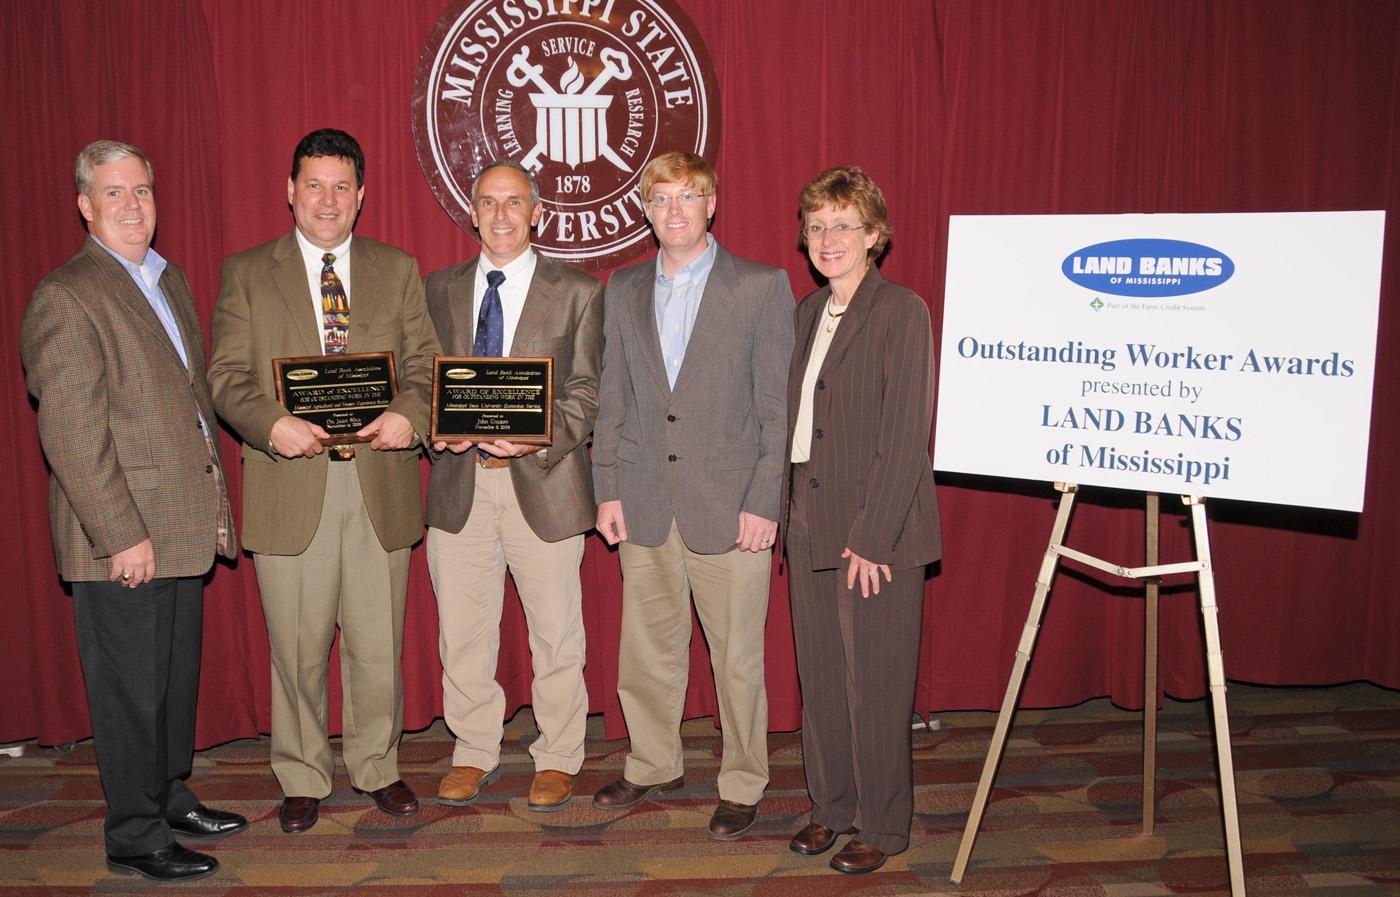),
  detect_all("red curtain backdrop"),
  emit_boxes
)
[2,0,1397,748]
